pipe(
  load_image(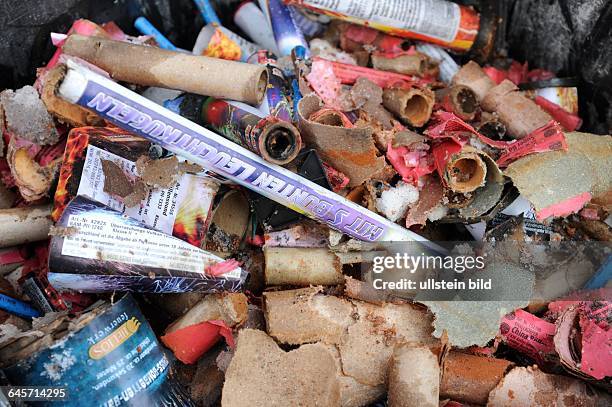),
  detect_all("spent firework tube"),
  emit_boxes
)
[1,294,195,406]
[171,94,301,165]
[234,1,281,56]
[48,196,247,293]
[134,17,177,51]
[264,0,310,57]
[285,0,480,51]
[252,50,293,122]
[58,63,434,245]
